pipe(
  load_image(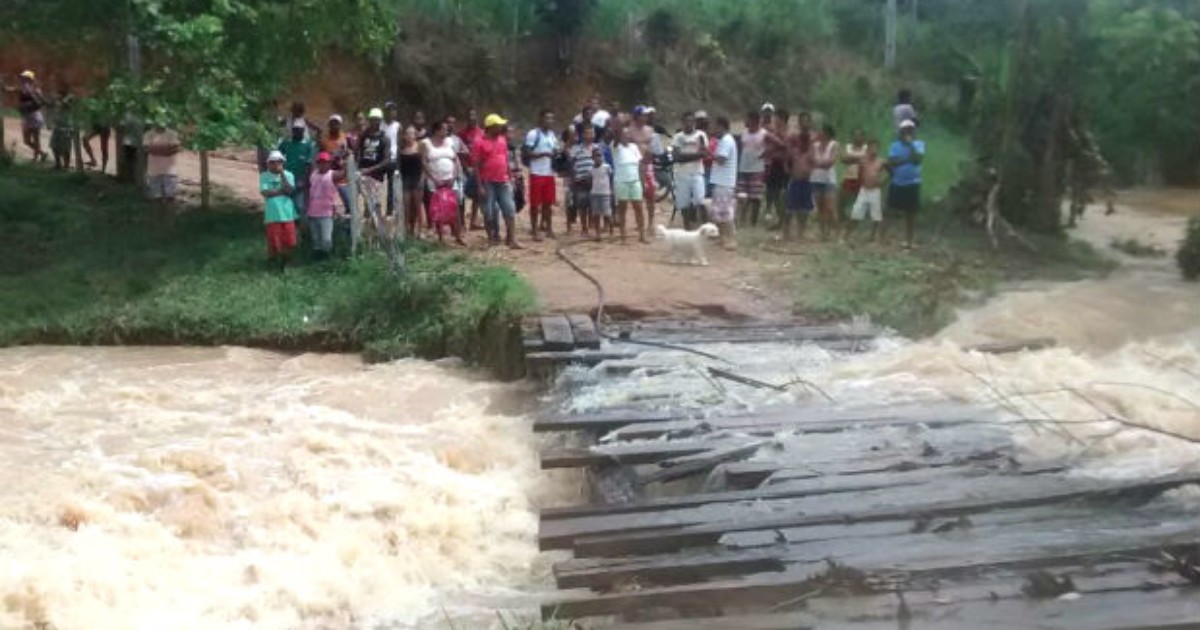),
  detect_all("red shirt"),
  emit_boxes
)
[472,134,510,184]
